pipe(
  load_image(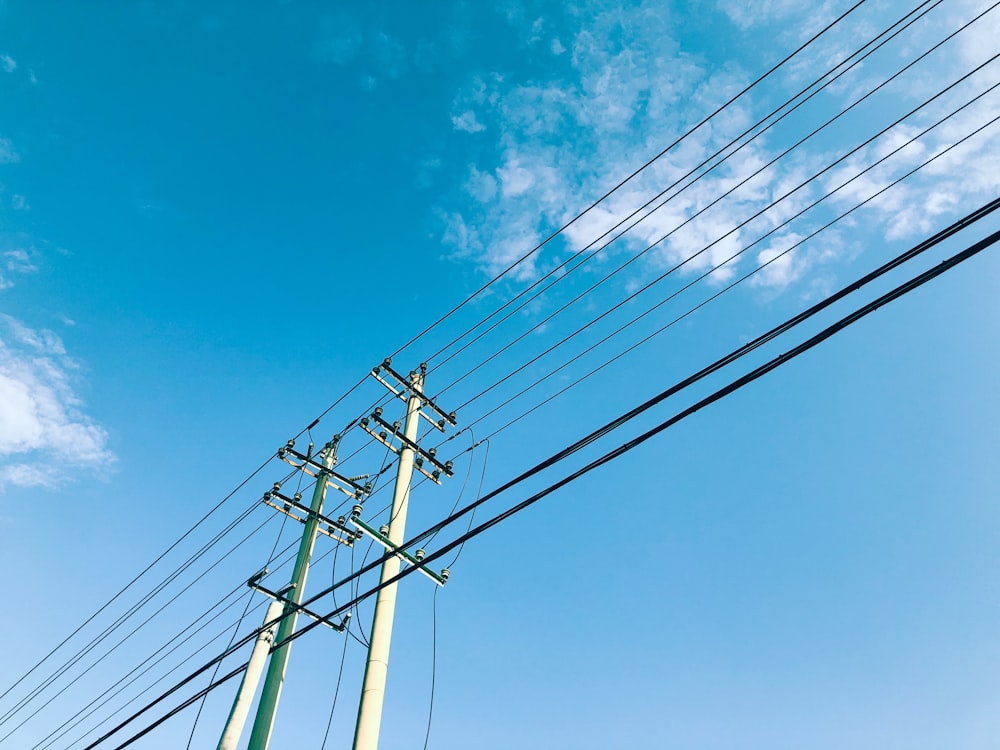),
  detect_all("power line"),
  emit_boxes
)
[443,46,1000,413]
[387,0,872,365]
[423,0,944,376]
[458,89,1000,442]
[93,223,1000,749]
